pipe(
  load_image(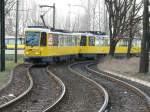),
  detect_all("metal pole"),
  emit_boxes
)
[15,0,19,63]
[68,4,71,31]
[104,0,107,33]
[139,0,149,73]
[53,3,55,29]
[0,0,5,71]
[98,0,101,31]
